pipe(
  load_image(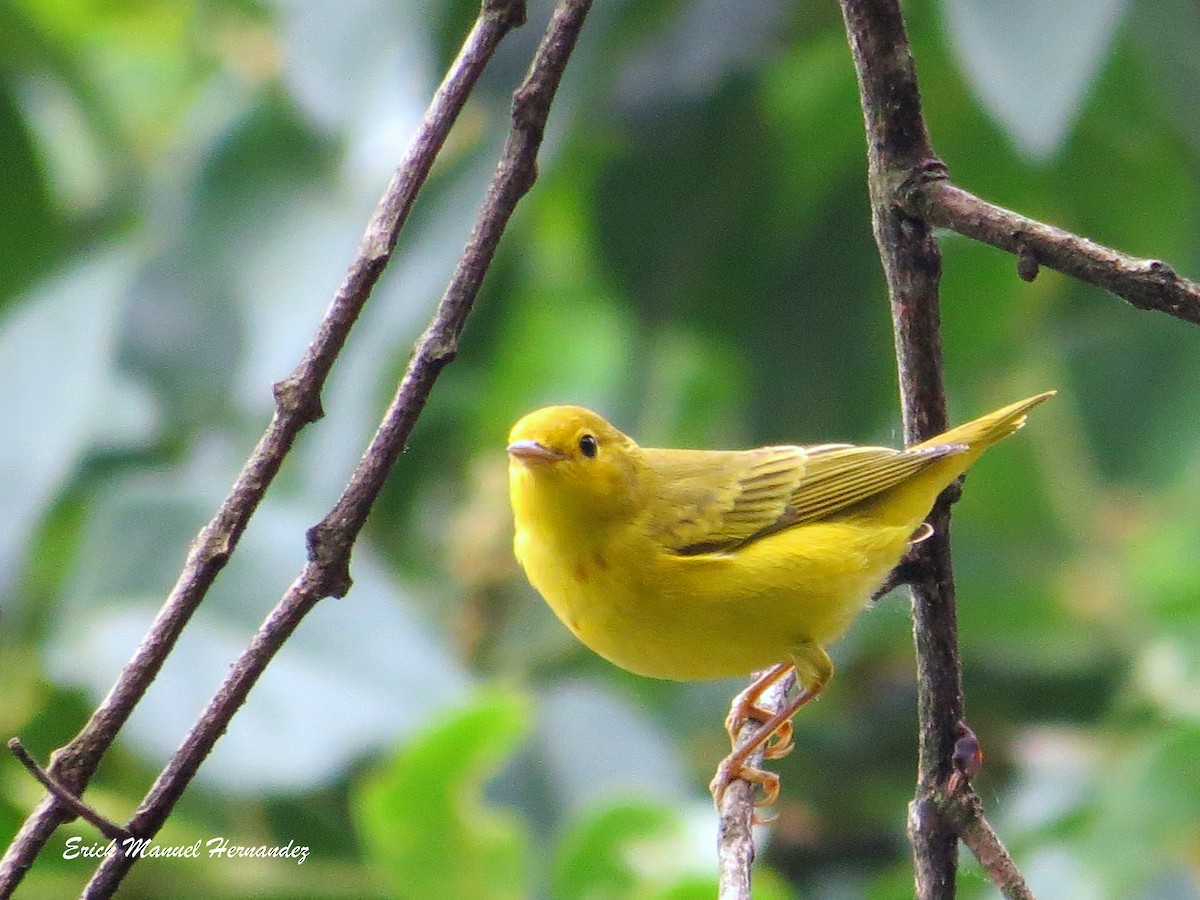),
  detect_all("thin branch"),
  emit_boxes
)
[6,740,130,843]
[0,2,525,894]
[838,0,961,896]
[80,1,593,895]
[945,792,1036,900]
[907,177,1200,327]
[716,671,793,900]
